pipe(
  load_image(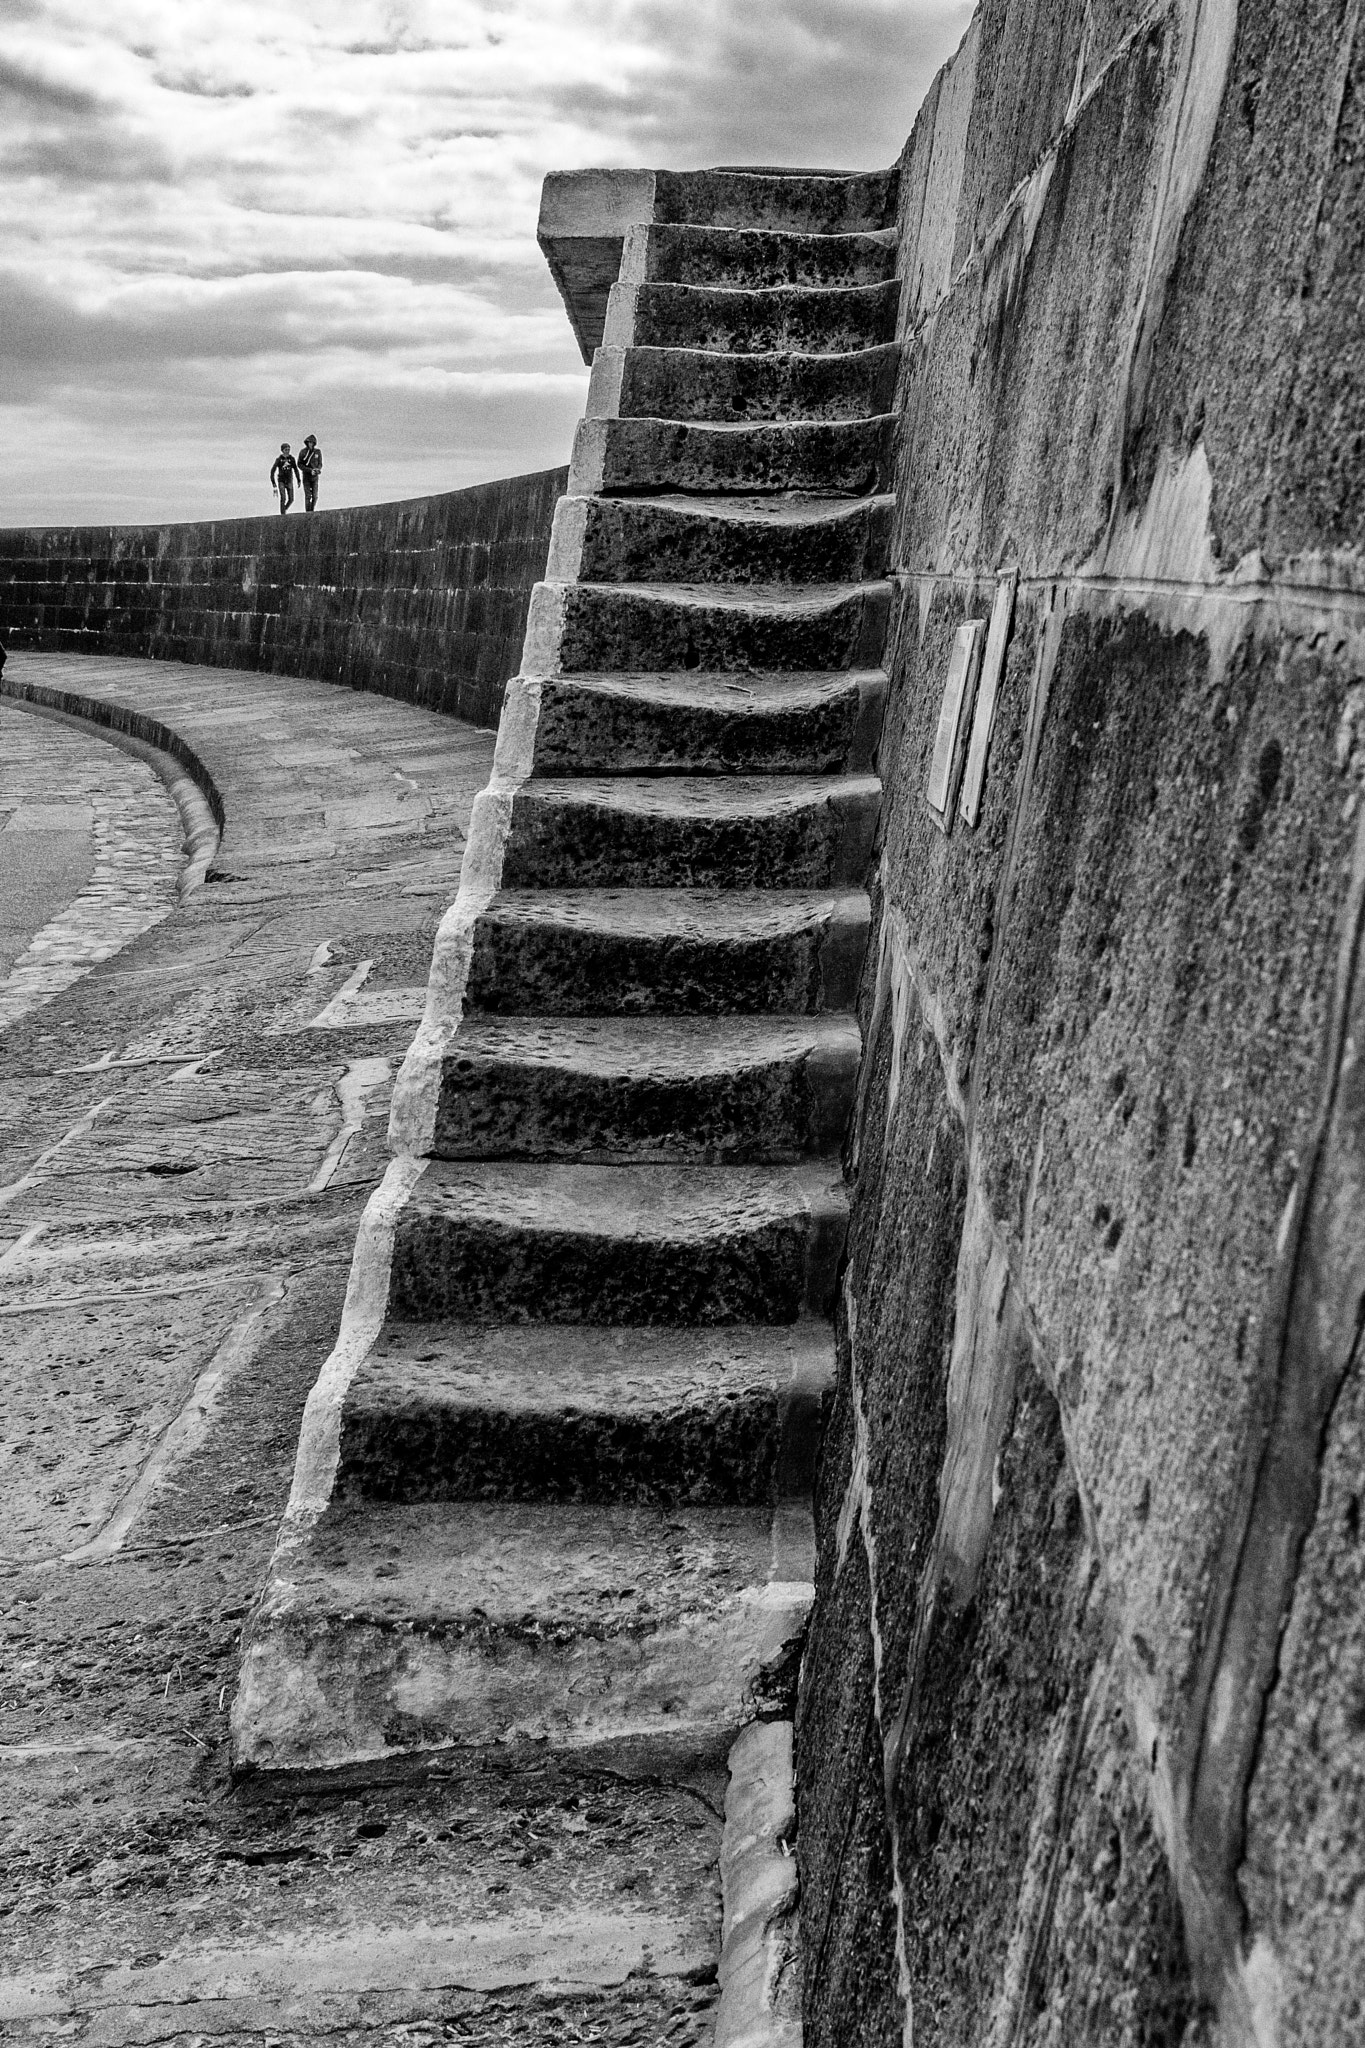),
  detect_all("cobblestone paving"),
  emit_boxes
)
[0,654,722,2045]
[0,705,184,1028]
